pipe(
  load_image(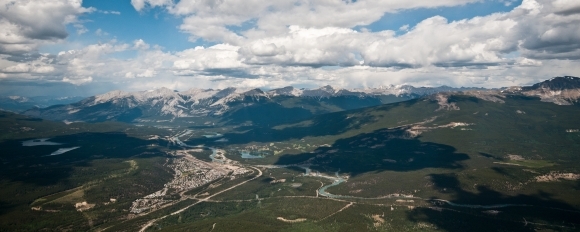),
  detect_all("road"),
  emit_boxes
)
[138,166,262,232]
